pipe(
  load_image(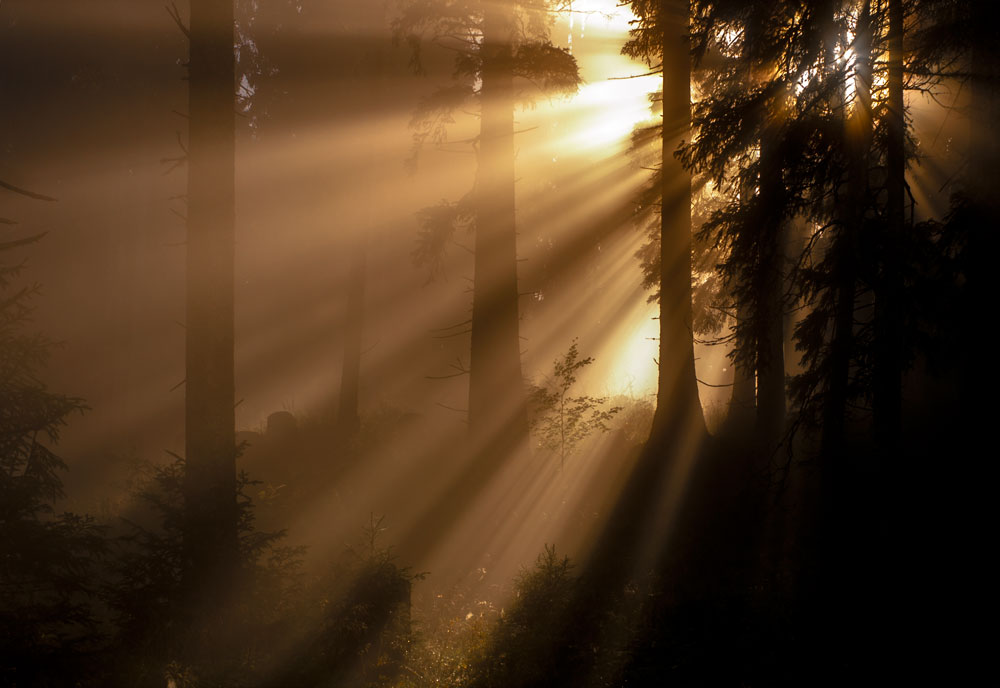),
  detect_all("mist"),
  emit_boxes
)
[1,0,988,685]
